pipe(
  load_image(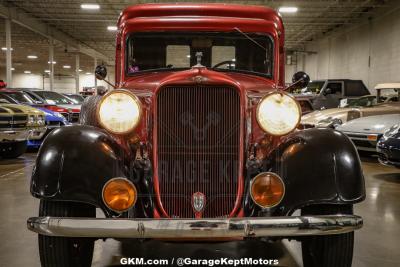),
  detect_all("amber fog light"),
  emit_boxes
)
[250,172,285,208]
[102,178,137,212]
